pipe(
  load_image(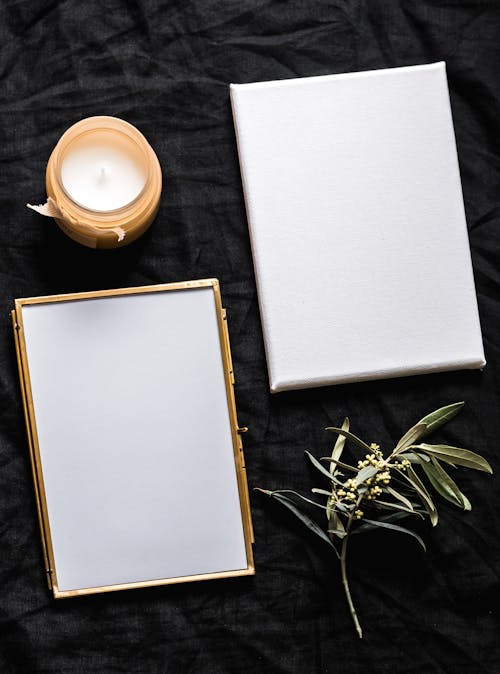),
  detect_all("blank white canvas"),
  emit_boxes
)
[230,62,485,392]
[21,287,248,592]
